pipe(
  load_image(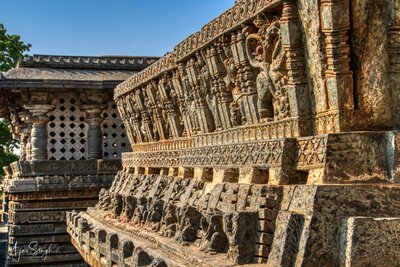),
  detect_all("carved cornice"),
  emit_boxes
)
[19,55,159,70]
[115,0,282,99]
[173,0,281,61]
[114,54,175,99]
